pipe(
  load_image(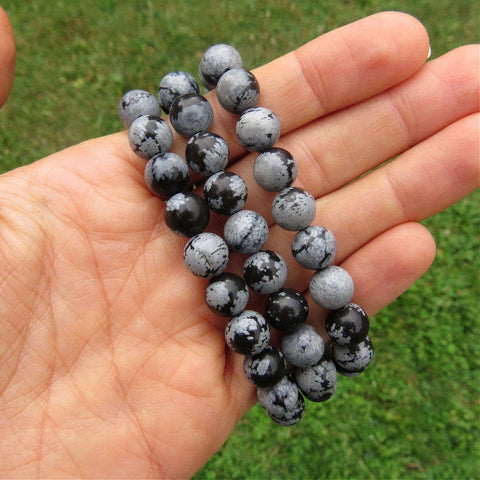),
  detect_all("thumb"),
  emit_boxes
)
[0,6,15,108]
